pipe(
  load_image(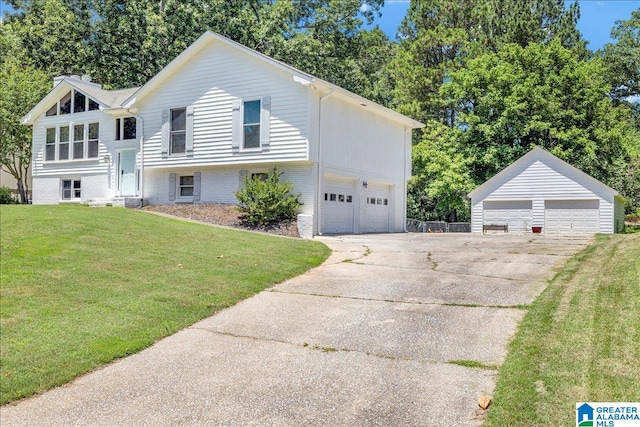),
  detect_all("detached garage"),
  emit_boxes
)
[468,147,625,234]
